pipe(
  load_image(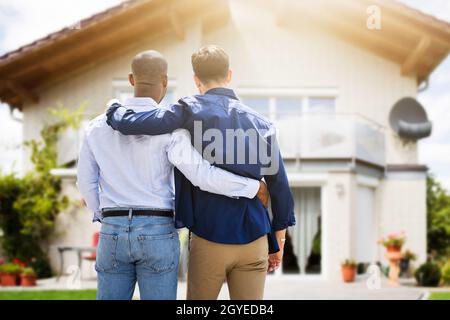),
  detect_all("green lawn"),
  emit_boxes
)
[428,292,450,300]
[0,289,96,300]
